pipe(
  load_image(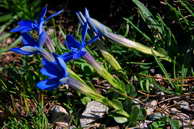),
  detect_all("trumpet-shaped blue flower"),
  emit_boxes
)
[11,7,63,34]
[10,31,46,55]
[61,23,99,62]
[37,55,69,90]
[76,8,111,37]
